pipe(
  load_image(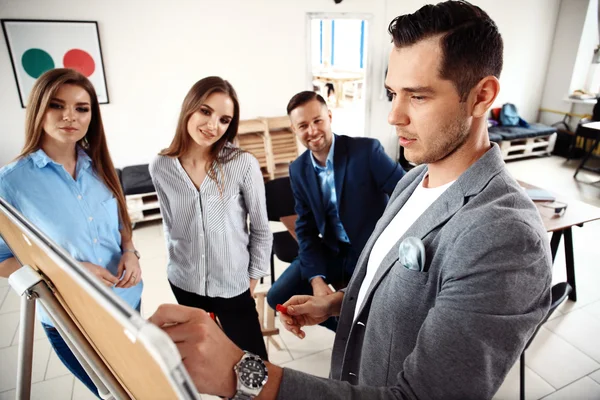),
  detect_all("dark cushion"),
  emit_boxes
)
[273,231,298,263]
[489,123,556,140]
[488,133,503,143]
[122,164,155,195]
[115,168,123,189]
[265,177,295,221]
